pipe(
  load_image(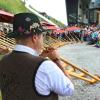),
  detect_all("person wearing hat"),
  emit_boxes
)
[0,13,74,100]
